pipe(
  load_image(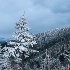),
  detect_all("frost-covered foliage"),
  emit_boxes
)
[8,15,36,57]
[26,27,70,70]
[0,45,12,70]
[2,15,37,70]
[1,20,70,70]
